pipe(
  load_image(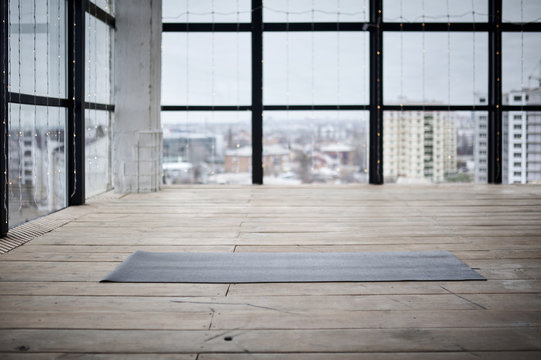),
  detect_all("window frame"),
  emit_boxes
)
[1,0,115,236]
[160,0,541,186]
